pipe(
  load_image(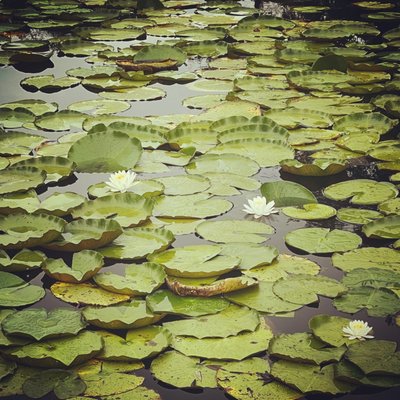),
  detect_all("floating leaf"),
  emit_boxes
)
[0,131,45,156]
[71,193,153,228]
[0,249,45,272]
[333,286,400,317]
[0,108,35,128]
[20,75,81,93]
[51,282,130,306]
[2,308,86,341]
[0,213,65,250]
[171,318,273,360]
[309,315,354,347]
[93,263,166,295]
[0,167,46,195]
[97,327,170,360]
[148,244,239,278]
[0,99,58,116]
[269,332,346,365]
[195,220,274,243]
[273,274,347,305]
[67,99,130,115]
[42,250,104,283]
[282,204,337,220]
[341,268,400,290]
[285,228,362,253]
[167,275,258,297]
[146,289,230,317]
[37,192,85,217]
[337,208,383,225]
[243,254,320,282]
[82,300,163,330]
[35,110,87,131]
[163,305,259,339]
[271,361,355,395]
[280,159,347,177]
[362,215,400,239]
[261,181,317,207]
[4,331,103,368]
[98,227,174,260]
[68,131,142,173]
